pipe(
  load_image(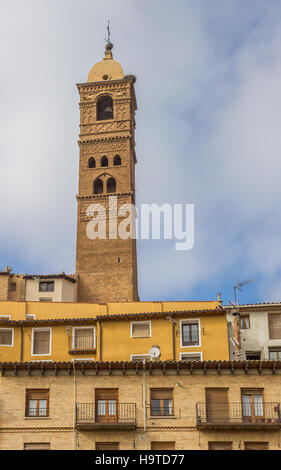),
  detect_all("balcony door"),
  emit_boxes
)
[242,391,264,422]
[206,389,229,423]
[95,389,118,424]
